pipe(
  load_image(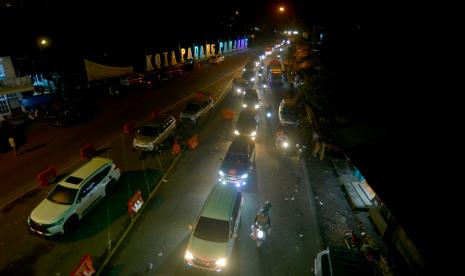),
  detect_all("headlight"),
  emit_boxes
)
[258,73,262,77]
[216,258,226,267]
[257,230,264,239]
[242,104,247,108]
[241,173,248,179]
[185,250,194,260]
[255,62,260,66]
[237,88,242,93]
[234,130,240,135]
[250,77,255,82]
[243,68,246,72]
[219,170,224,176]
[254,104,259,109]
[283,142,289,148]
[261,66,264,69]
[251,131,256,136]
[263,84,267,88]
